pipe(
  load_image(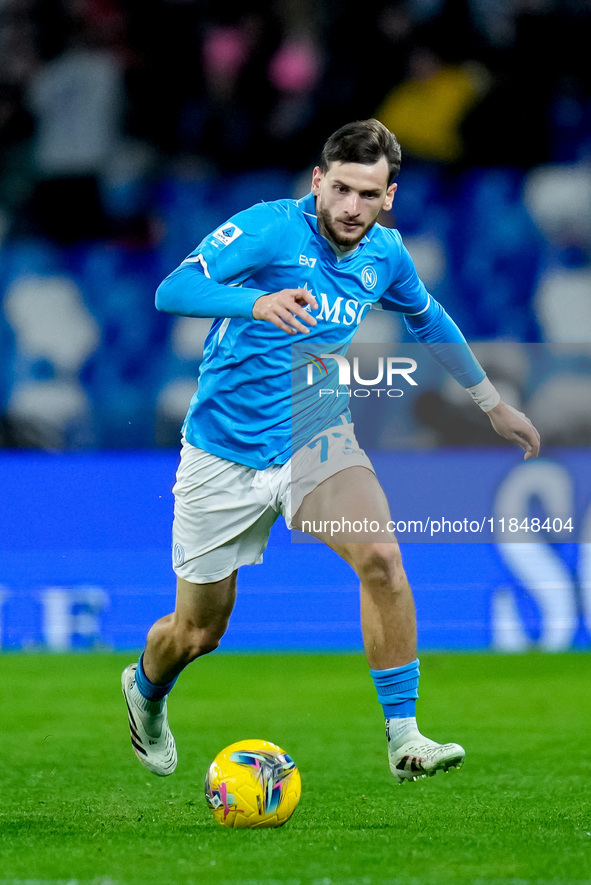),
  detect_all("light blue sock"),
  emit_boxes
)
[135,653,178,701]
[370,658,420,718]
